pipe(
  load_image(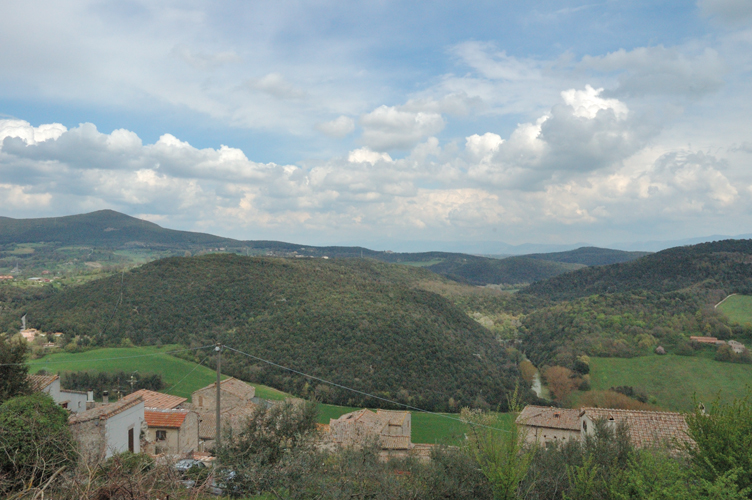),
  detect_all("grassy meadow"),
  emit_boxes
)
[588,354,752,412]
[718,294,752,325]
[27,346,489,444]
